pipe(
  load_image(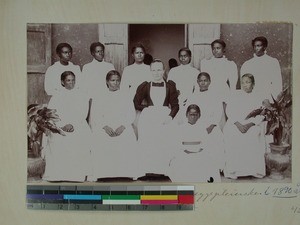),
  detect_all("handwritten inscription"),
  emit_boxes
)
[195,183,300,202]
[291,206,300,214]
